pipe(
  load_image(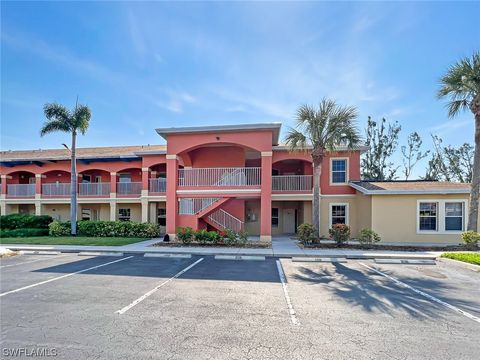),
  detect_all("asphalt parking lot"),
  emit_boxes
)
[1,253,479,360]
